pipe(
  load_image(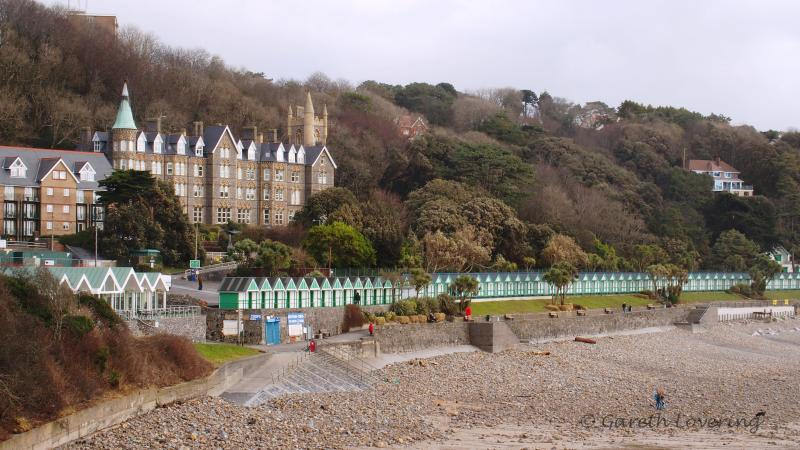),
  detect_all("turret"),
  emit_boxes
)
[303,92,315,146]
[322,103,328,145]
[111,81,138,154]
